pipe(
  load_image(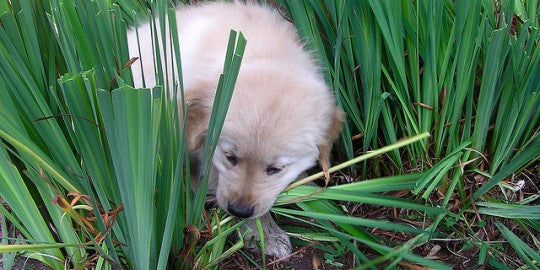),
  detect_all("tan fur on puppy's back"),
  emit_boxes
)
[179,2,308,60]
[177,1,322,92]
